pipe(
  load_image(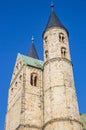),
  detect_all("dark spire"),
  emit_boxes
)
[43,4,68,36]
[28,37,39,59]
[46,11,67,30]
